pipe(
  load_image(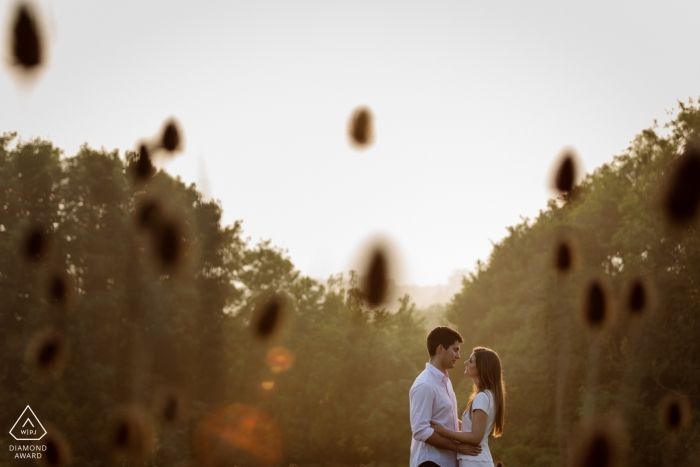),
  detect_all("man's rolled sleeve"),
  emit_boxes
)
[409,382,435,442]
